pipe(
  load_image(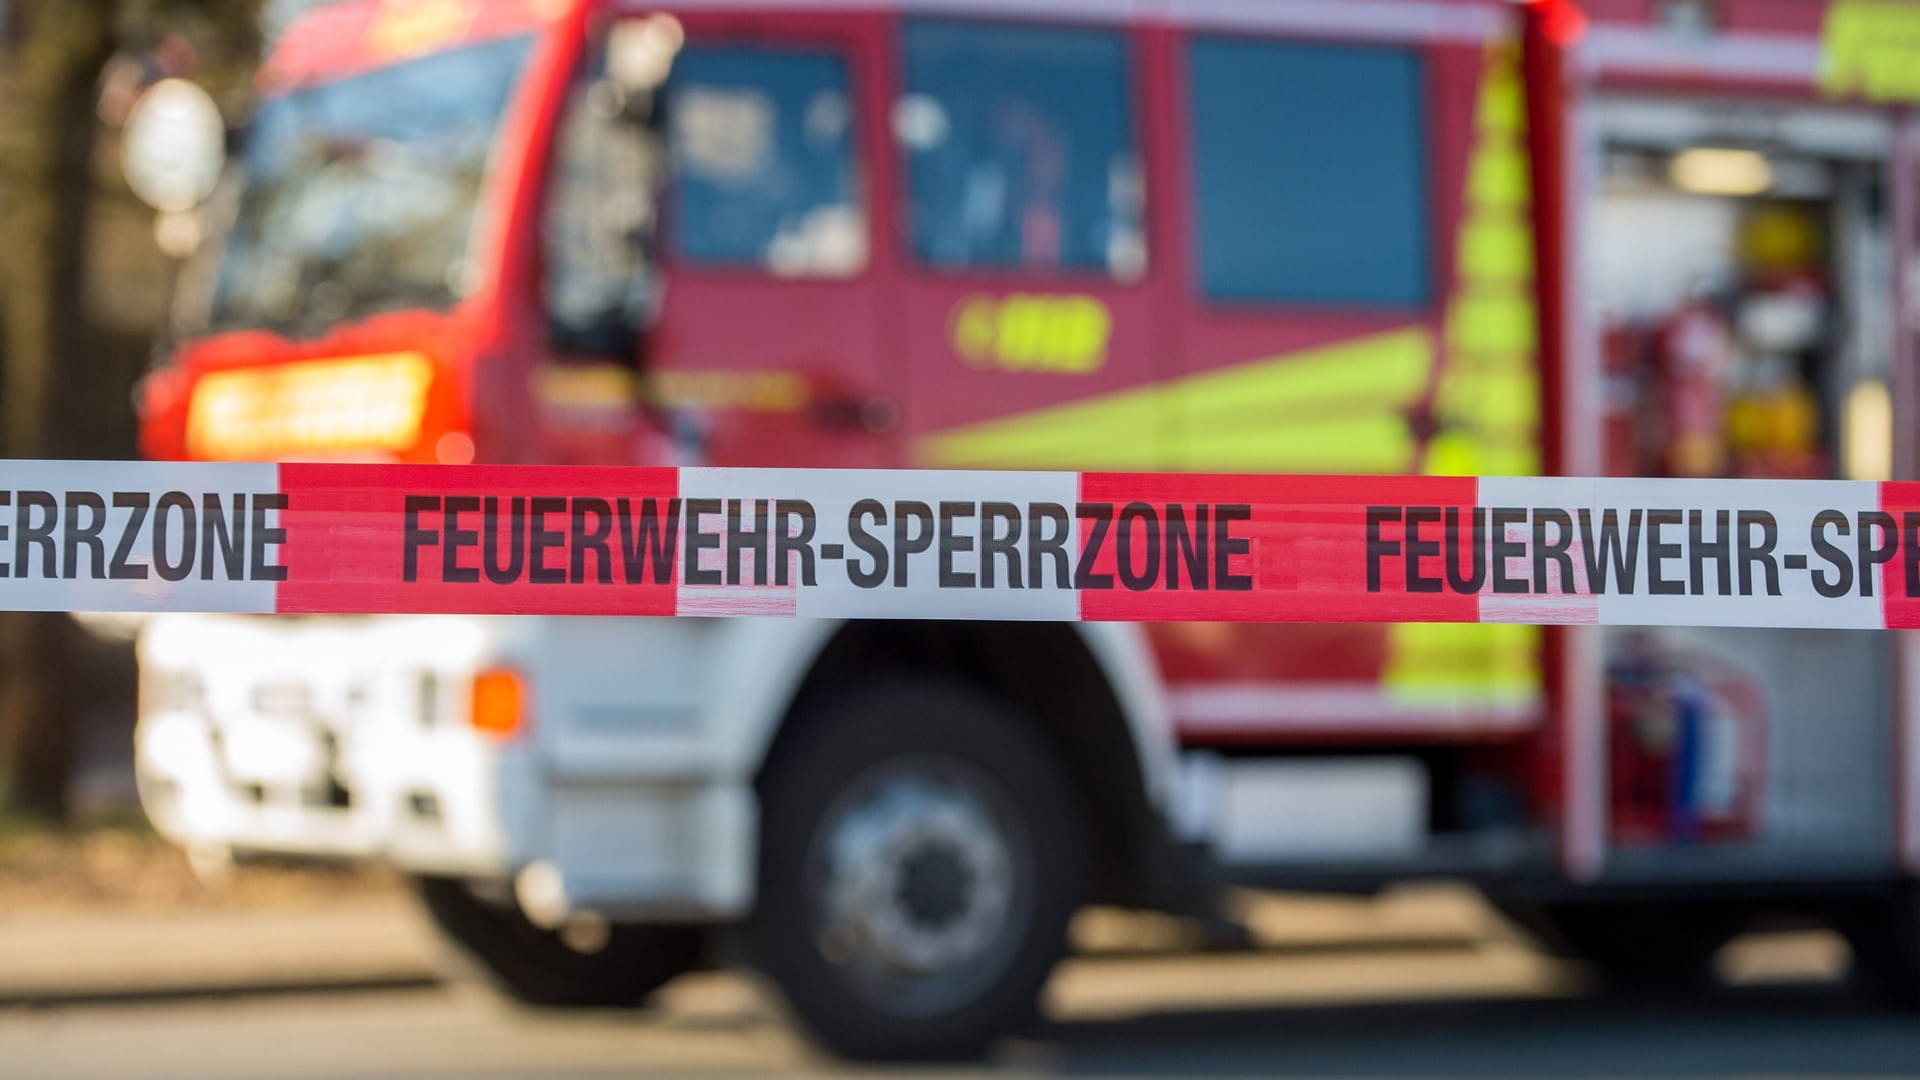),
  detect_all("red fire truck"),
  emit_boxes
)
[131,0,1920,1058]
